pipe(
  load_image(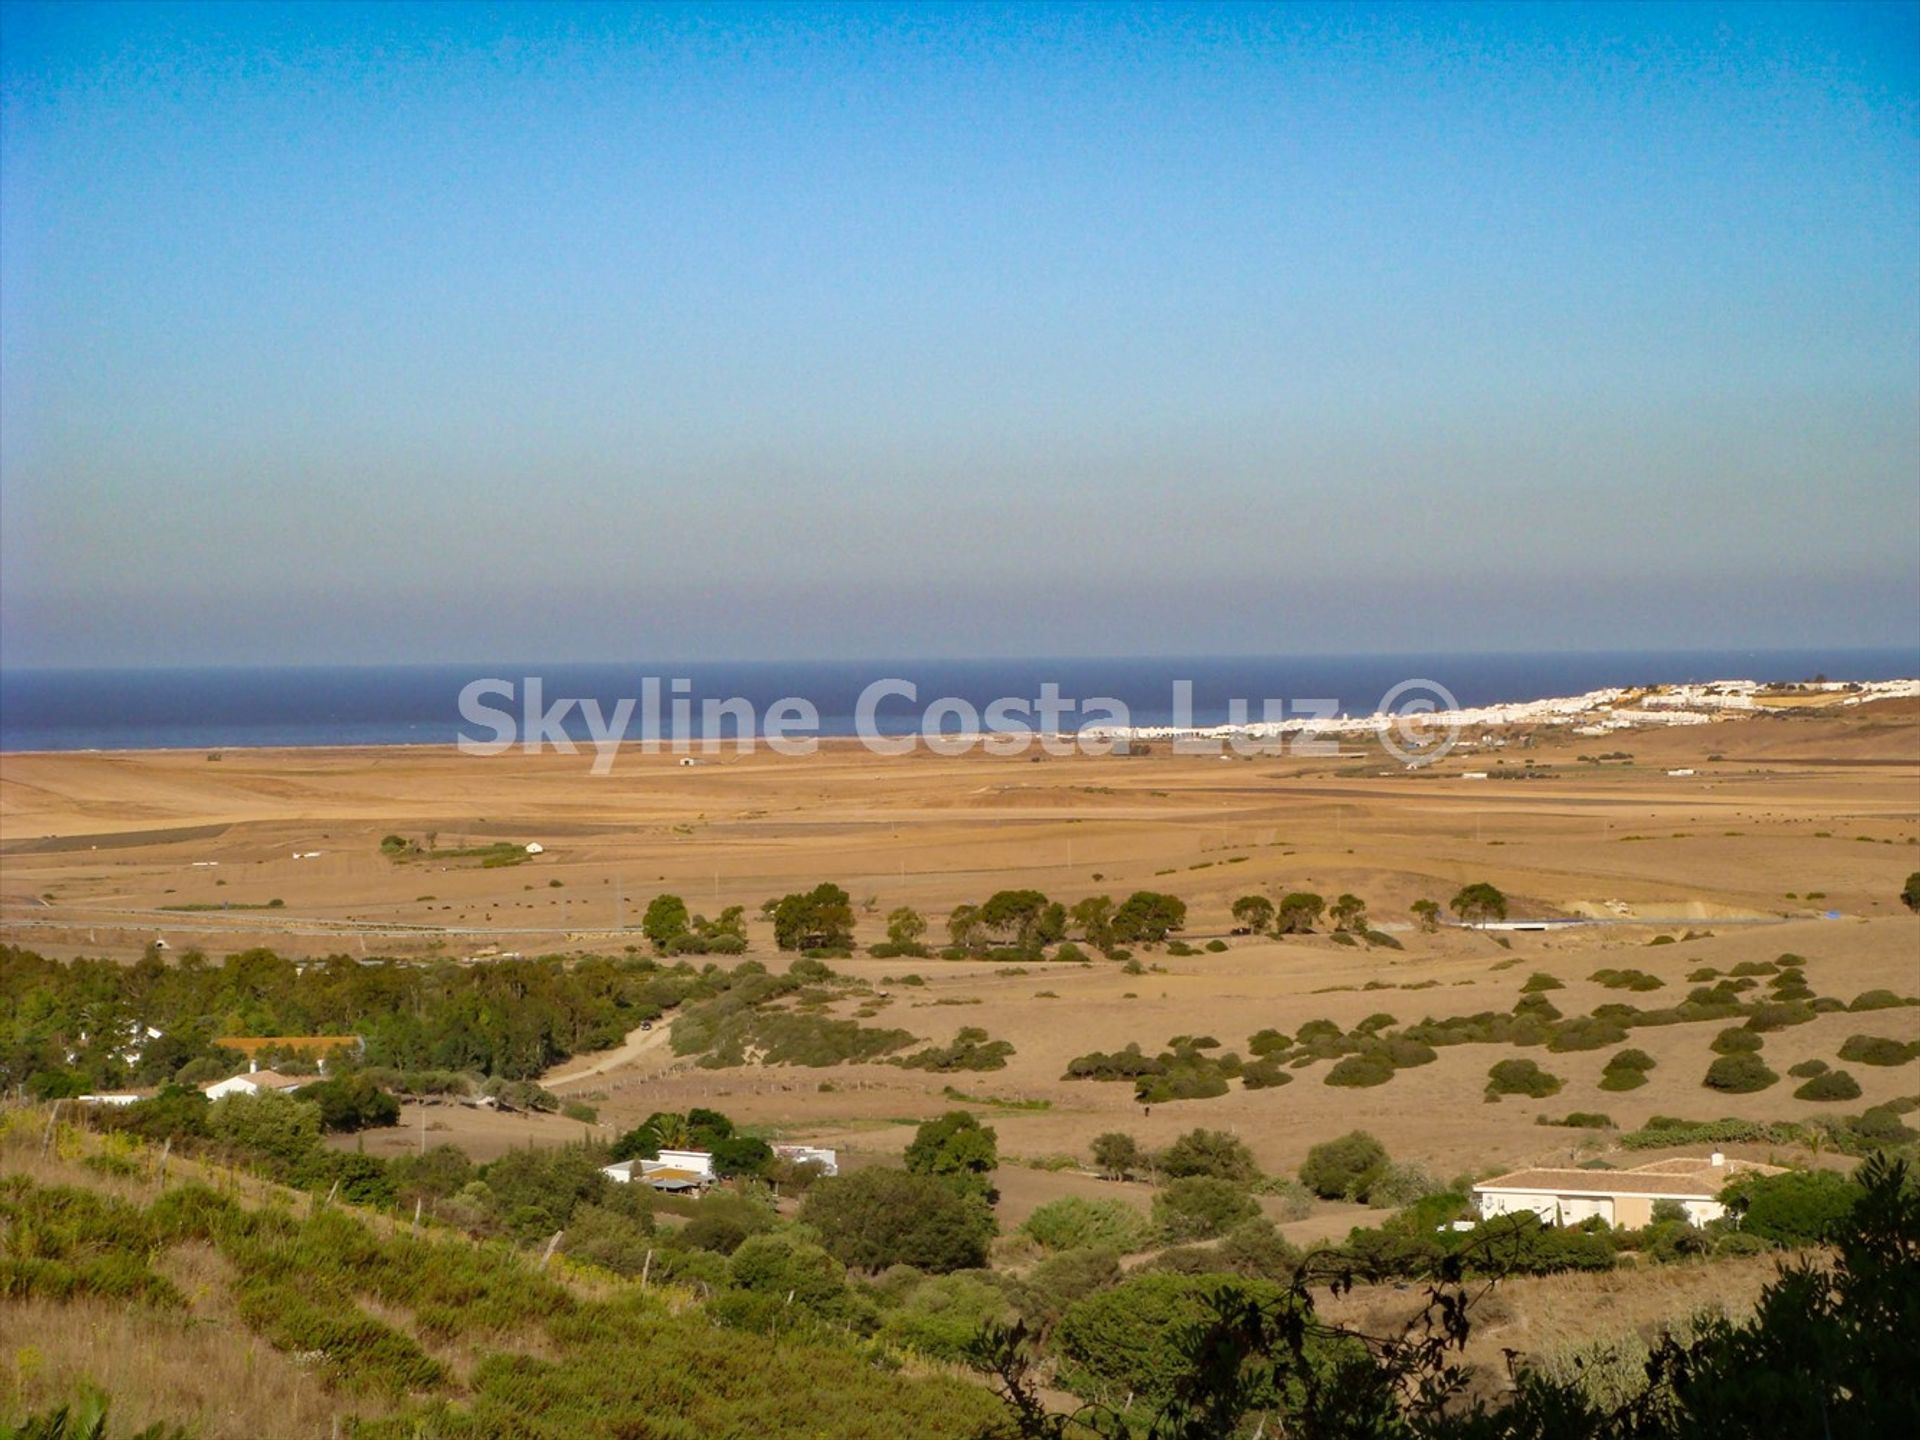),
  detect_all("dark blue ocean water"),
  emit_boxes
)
[1,649,1914,752]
